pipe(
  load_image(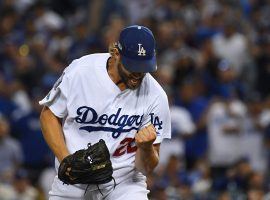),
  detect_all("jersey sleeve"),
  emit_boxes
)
[39,65,72,118]
[140,94,171,144]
